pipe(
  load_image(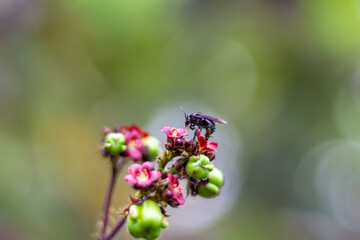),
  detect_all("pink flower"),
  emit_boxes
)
[122,125,148,142]
[126,139,144,161]
[165,174,185,207]
[121,125,151,161]
[124,162,161,188]
[198,132,218,152]
[160,126,188,139]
